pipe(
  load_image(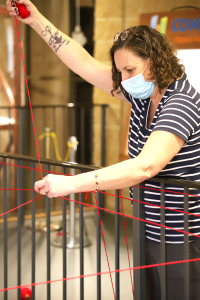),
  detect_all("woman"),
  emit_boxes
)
[6,1,200,299]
